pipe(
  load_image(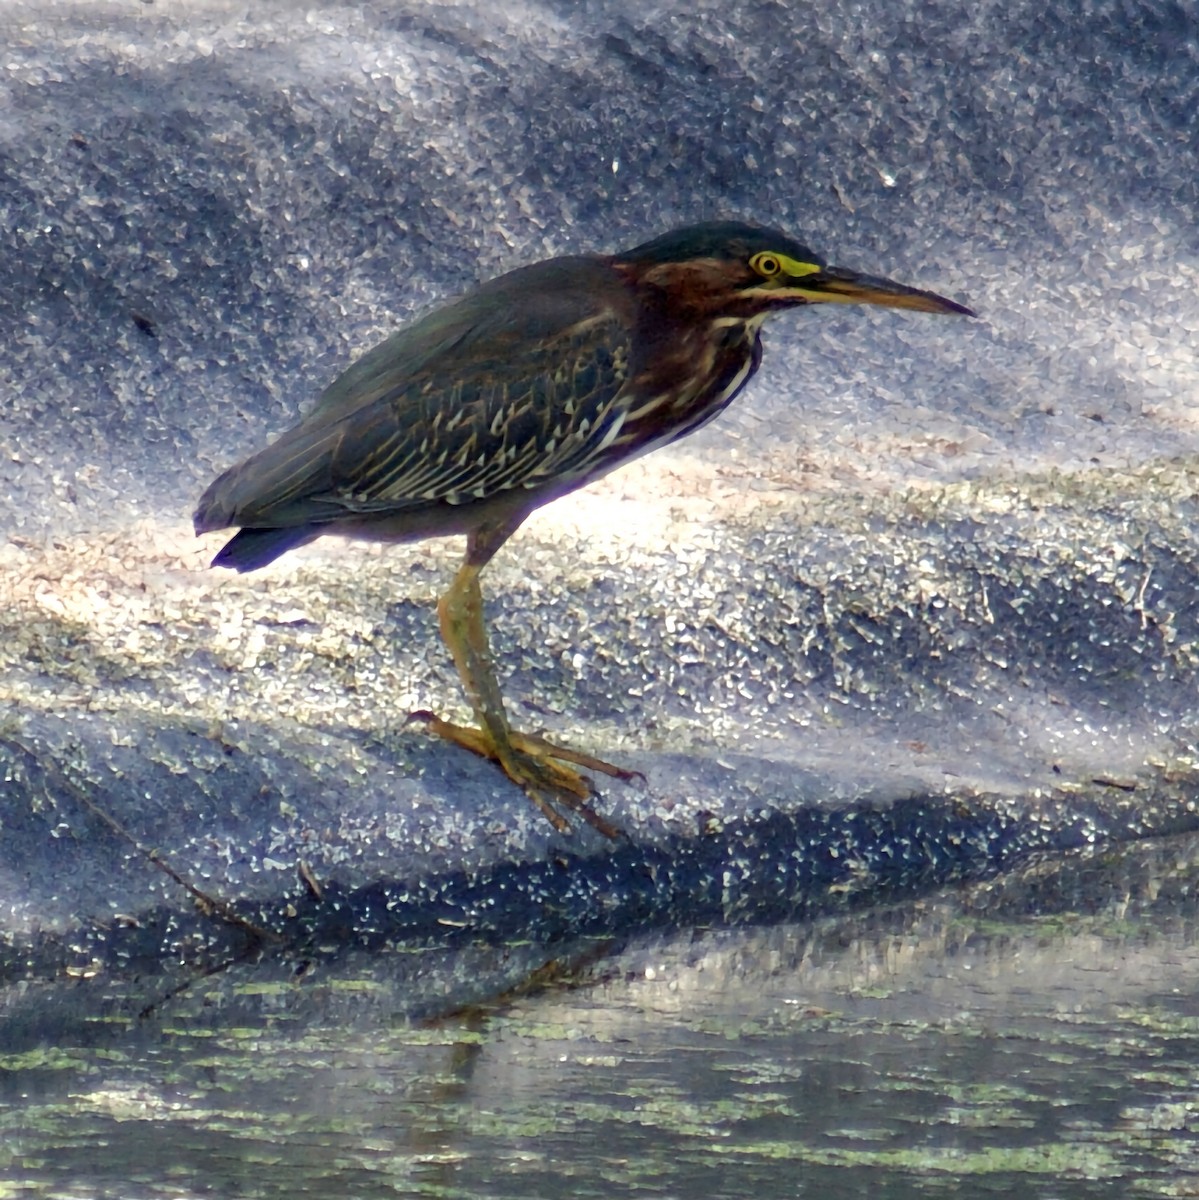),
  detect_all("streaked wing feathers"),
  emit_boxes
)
[325,327,630,508]
[196,257,634,532]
